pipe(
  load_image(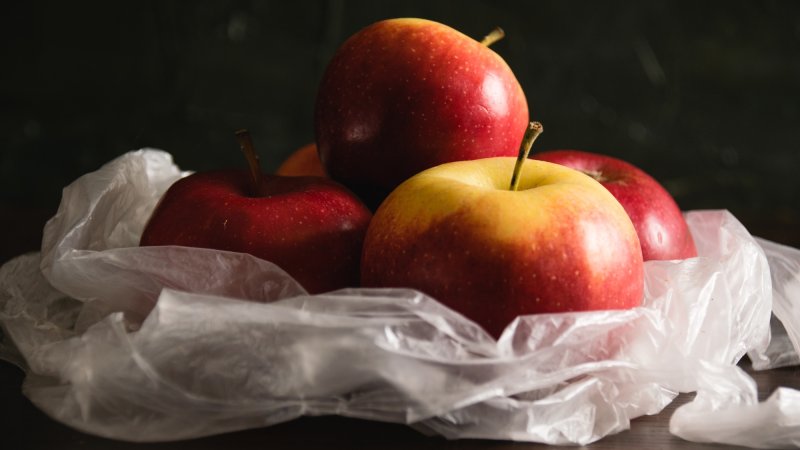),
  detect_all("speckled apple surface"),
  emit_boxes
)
[140,170,372,294]
[315,18,529,207]
[361,157,644,337]
[535,150,698,261]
